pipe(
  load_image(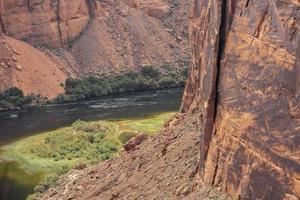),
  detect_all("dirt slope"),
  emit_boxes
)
[0,35,68,98]
[68,0,190,74]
